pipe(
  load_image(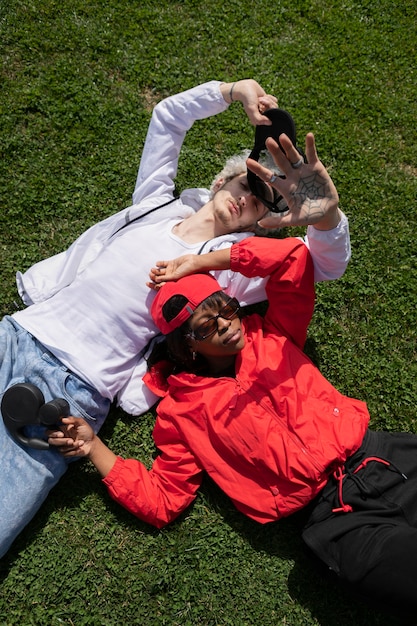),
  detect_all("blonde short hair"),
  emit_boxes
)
[209,150,279,198]
[209,151,250,197]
